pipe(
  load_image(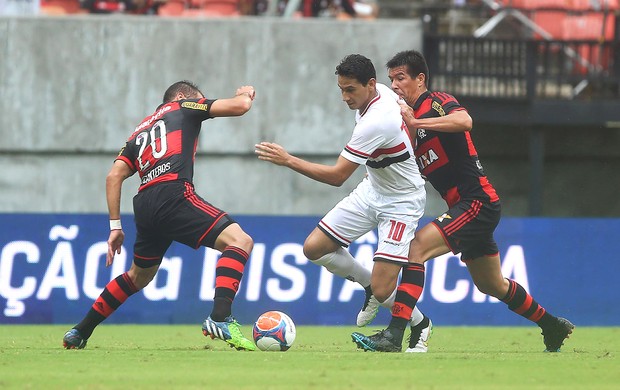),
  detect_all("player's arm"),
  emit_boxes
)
[209,85,256,117]
[105,160,134,267]
[400,102,472,133]
[255,142,359,187]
